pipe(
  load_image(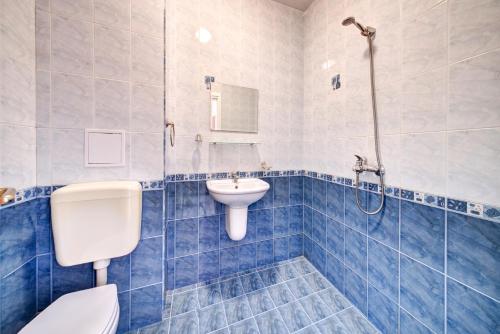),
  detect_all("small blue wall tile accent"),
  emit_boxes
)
[447,212,500,300]
[400,255,444,333]
[367,238,398,302]
[130,283,163,329]
[368,194,399,249]
[401,201,445,272]
[367,285,398,334]
[446,279,500,334]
